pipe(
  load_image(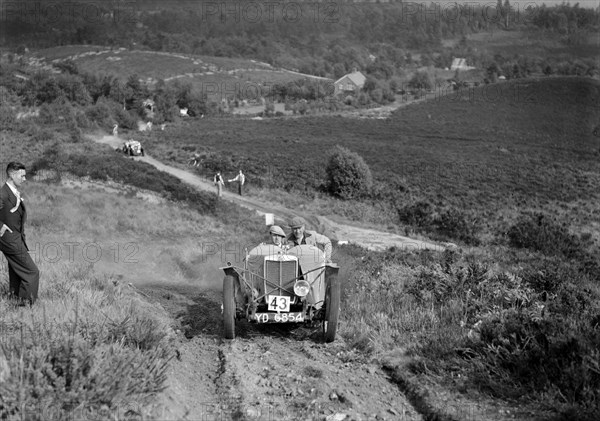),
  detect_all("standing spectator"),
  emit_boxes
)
[213,171,225,198]
[0,162,40,306]
[112,124,118,136]
[228,170,245,196]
